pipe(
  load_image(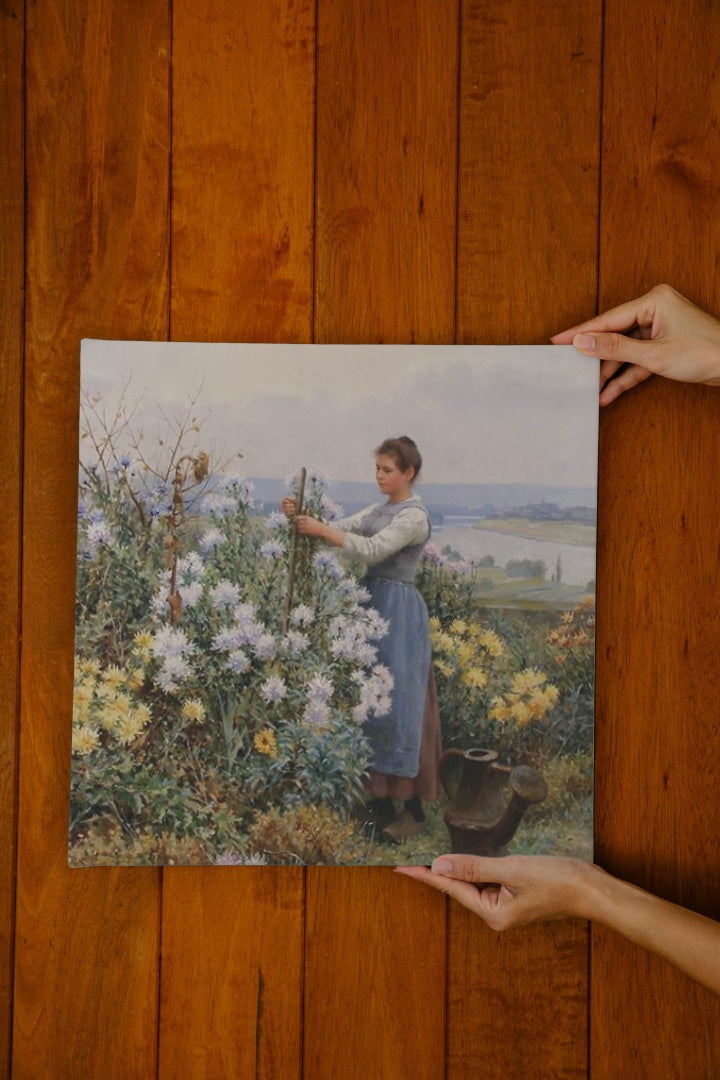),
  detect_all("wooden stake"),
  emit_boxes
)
[282,466,307,632]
